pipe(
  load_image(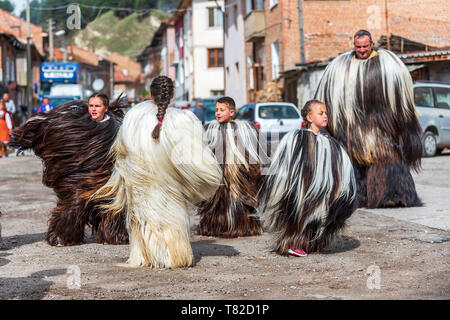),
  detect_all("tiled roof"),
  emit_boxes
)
[0,8,44,56]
